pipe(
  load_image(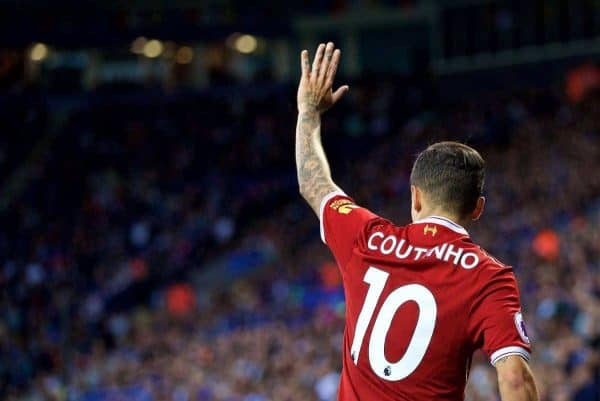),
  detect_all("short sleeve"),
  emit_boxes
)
[319,191,380,268]
[468,266,532,366]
